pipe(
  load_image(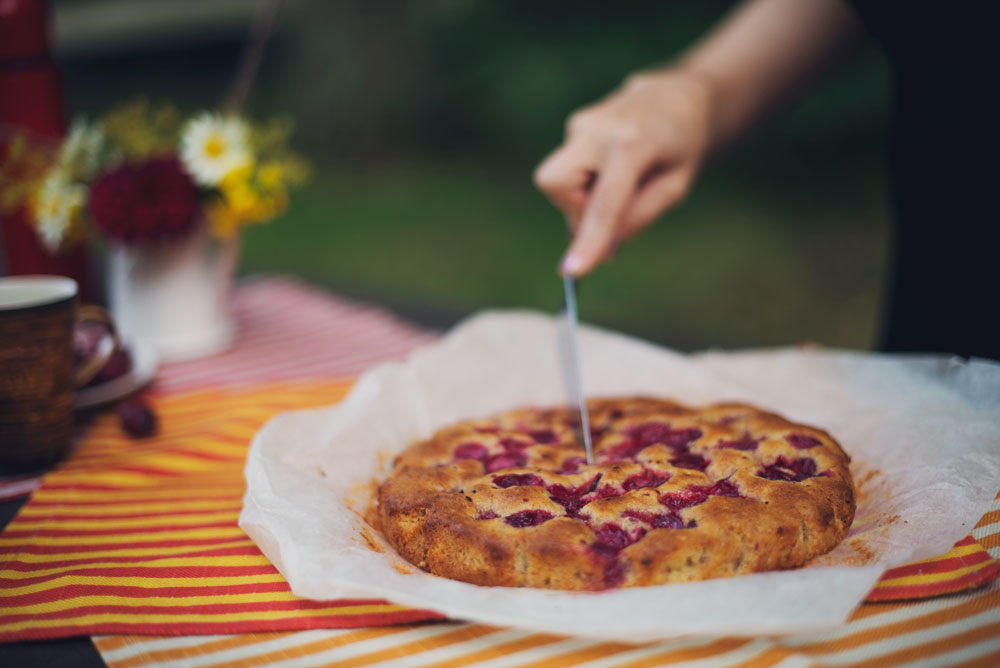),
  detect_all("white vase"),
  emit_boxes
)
[108,226,239,362]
